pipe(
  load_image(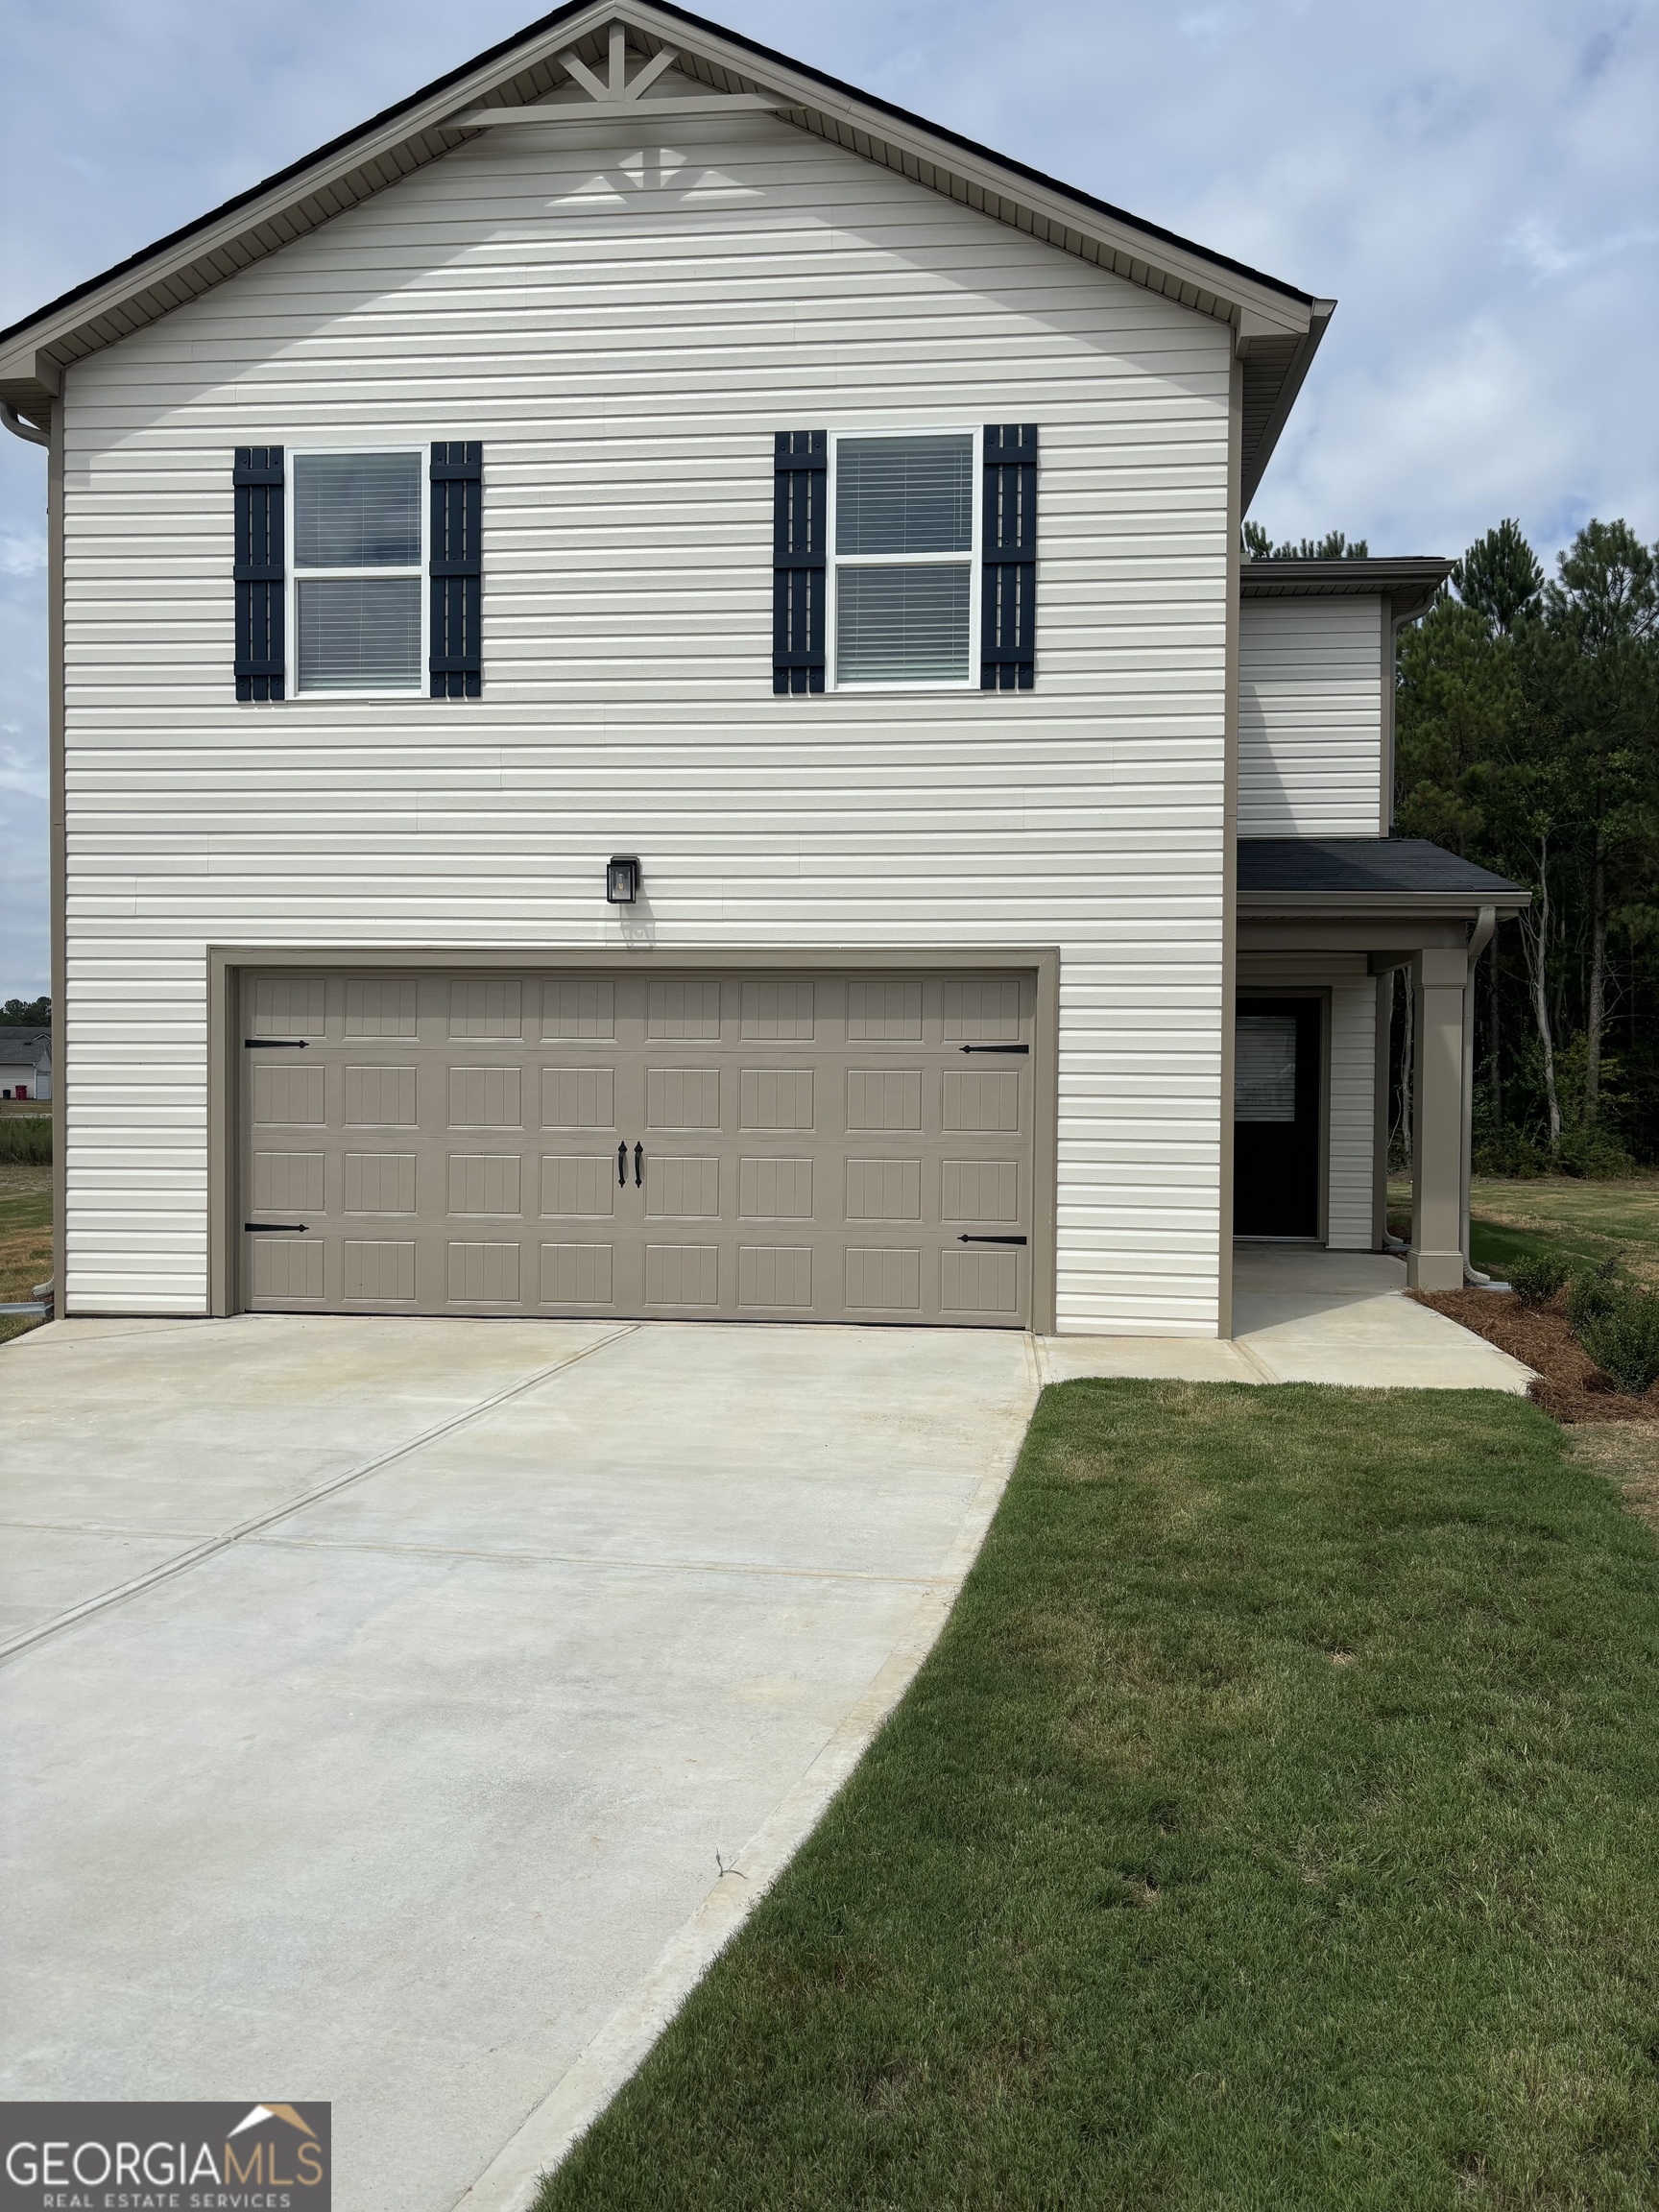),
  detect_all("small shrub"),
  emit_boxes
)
[0,1116,50,1165]
[1566,1259,1626,1332]
[1505,1252,1569,1307]
[1576,1288,1659,1397]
